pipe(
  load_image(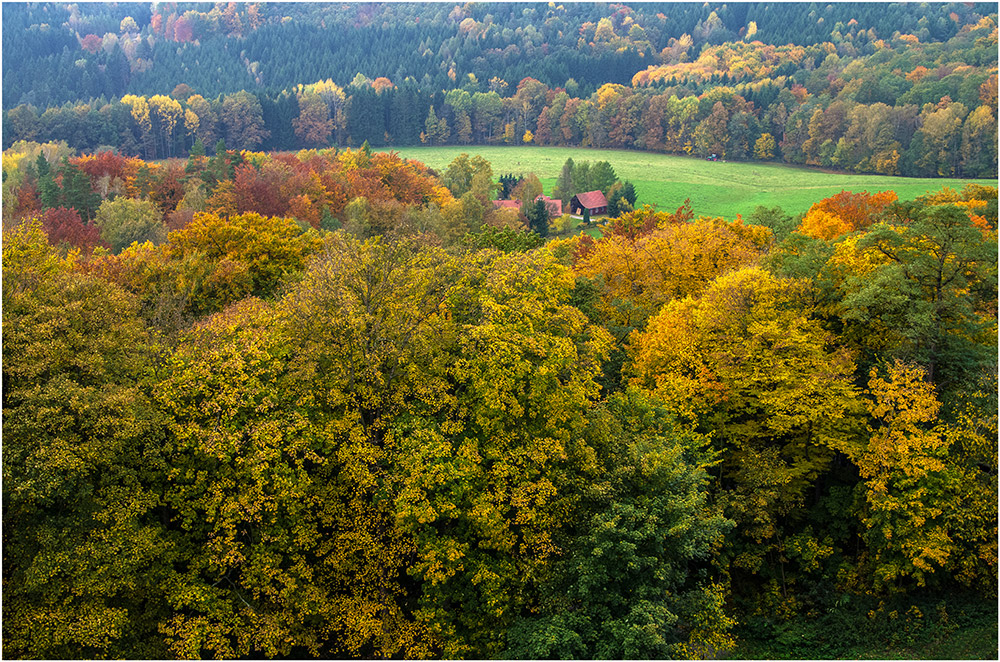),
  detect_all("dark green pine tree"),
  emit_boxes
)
[35,152,50,179]
[36,153,61,210]
[133,164,156,201]
[260,91,297,151]
[347,86,386,146]
[589,161,617,195]
[622,180,637,207]
[389,81,426,145]
[59,157,99,222]
[607,185,633,218]
[527,198,550,237]
[571,161,590,195]
[424,105,441,145]
[204,139,234,185]
[185,138,207,182]
[607,188,622,218]
[190,137,206,158]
